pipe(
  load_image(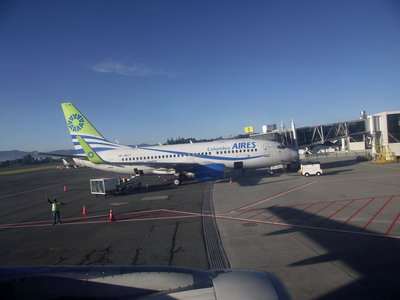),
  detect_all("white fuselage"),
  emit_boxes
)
[73,139,298,175]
